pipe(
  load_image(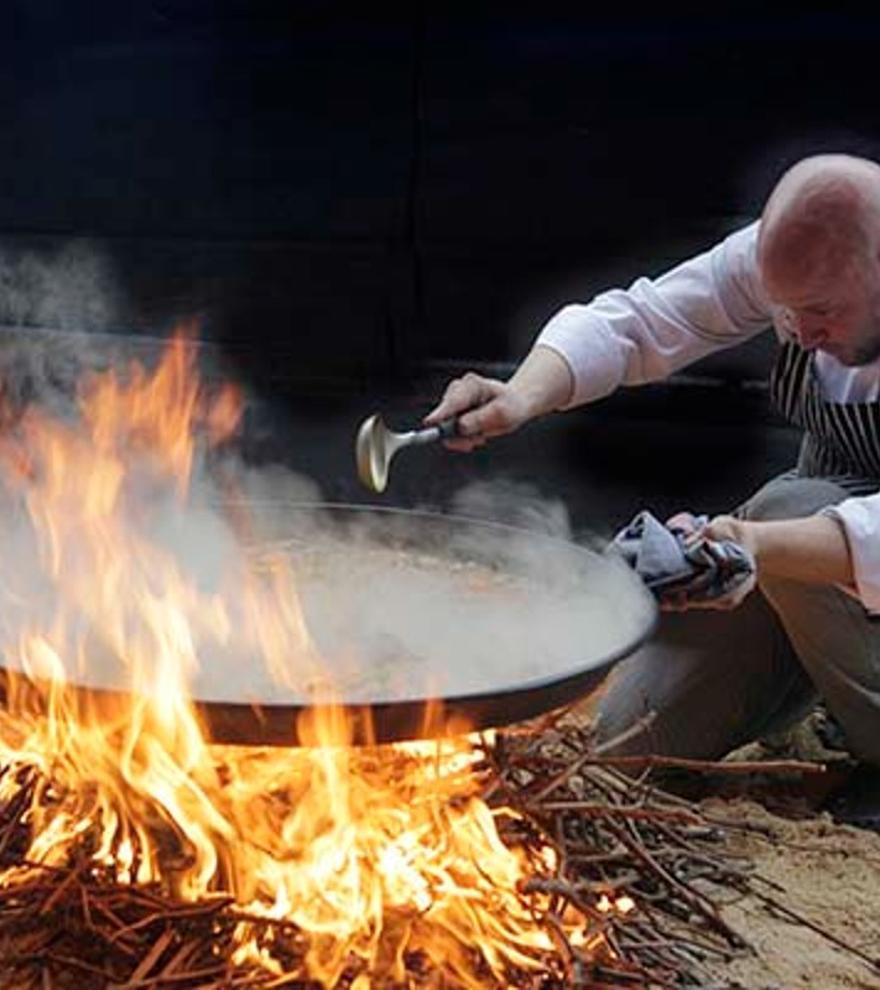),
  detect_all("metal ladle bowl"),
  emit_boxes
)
[356,414,458,493]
